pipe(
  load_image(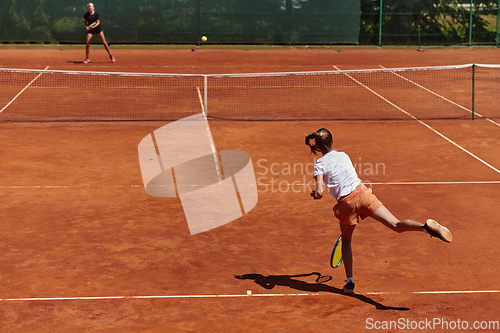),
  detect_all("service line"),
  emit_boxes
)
[0,66,49,114]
